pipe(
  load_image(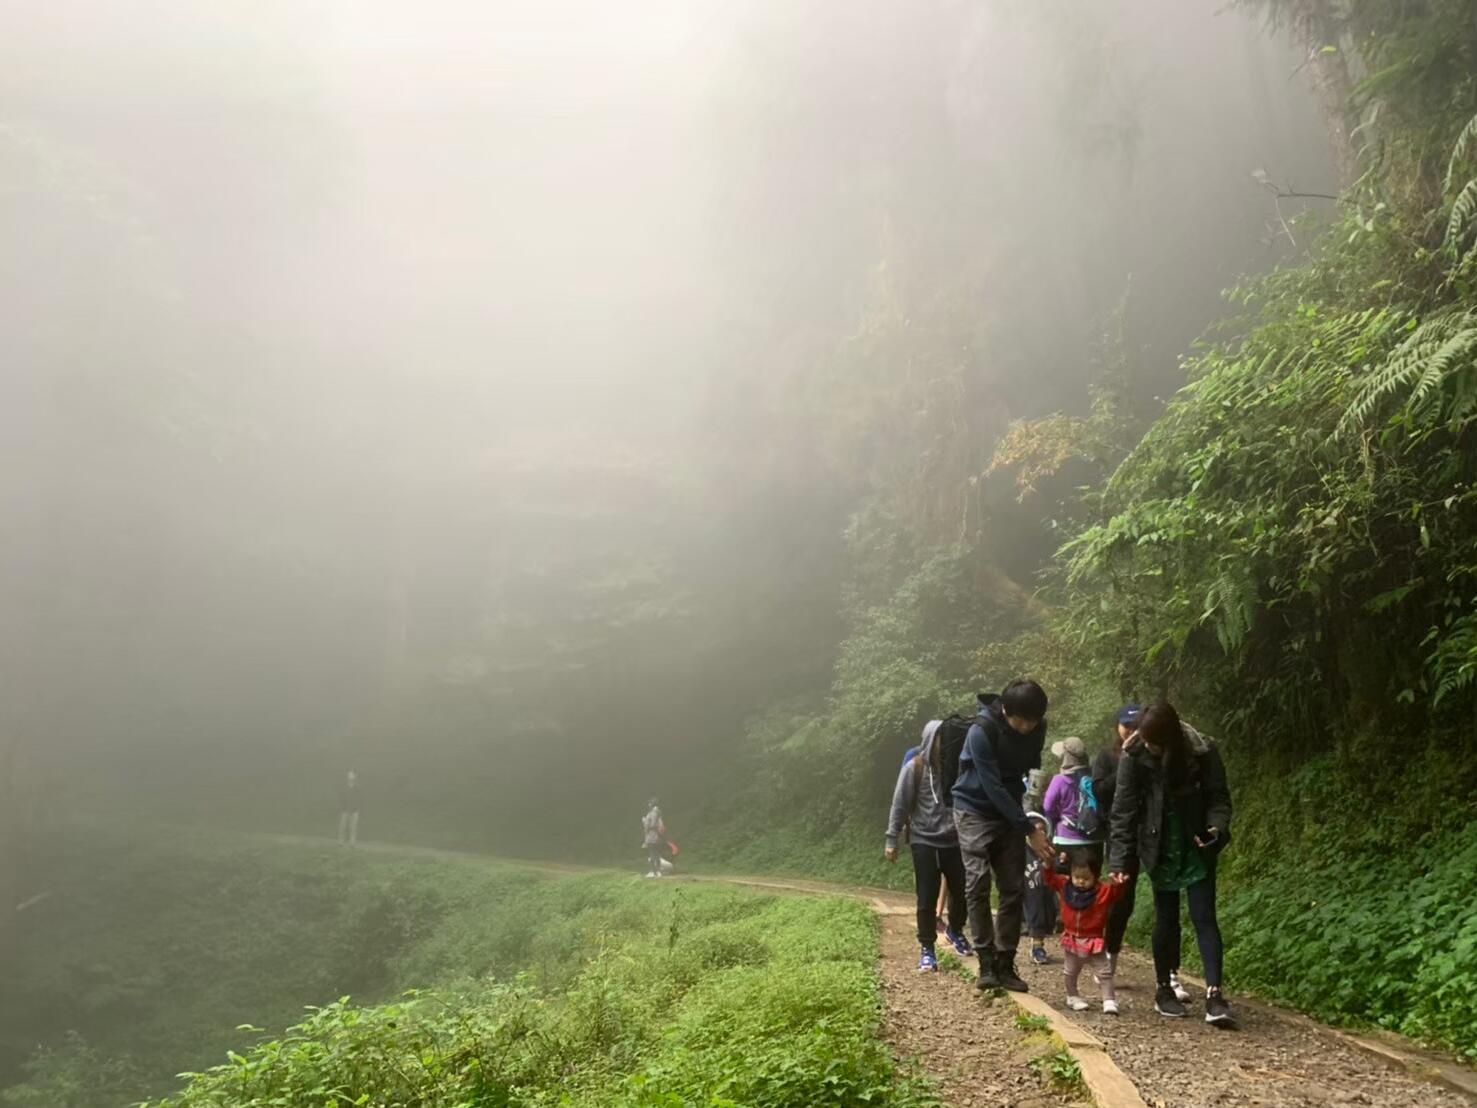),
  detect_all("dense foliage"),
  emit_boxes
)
[705,1,1477,1061]
[1060,116,1477,740]
[1053,13,1477,1055]
[2,832,928,1108]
